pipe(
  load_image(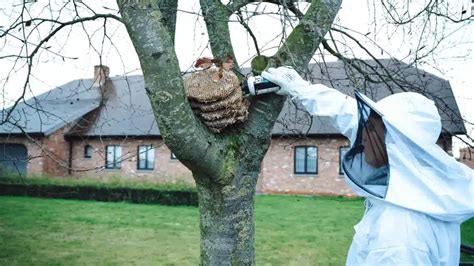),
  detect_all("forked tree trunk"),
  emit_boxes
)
[118,0,342,264]
[196,171,258,265]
